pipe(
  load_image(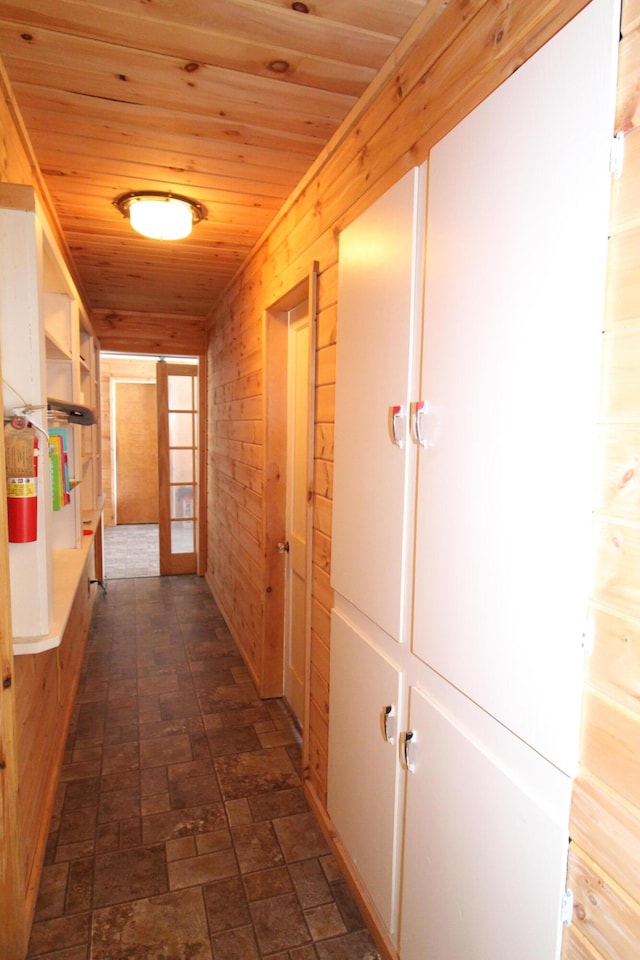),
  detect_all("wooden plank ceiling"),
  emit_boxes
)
[0,0,427,319]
